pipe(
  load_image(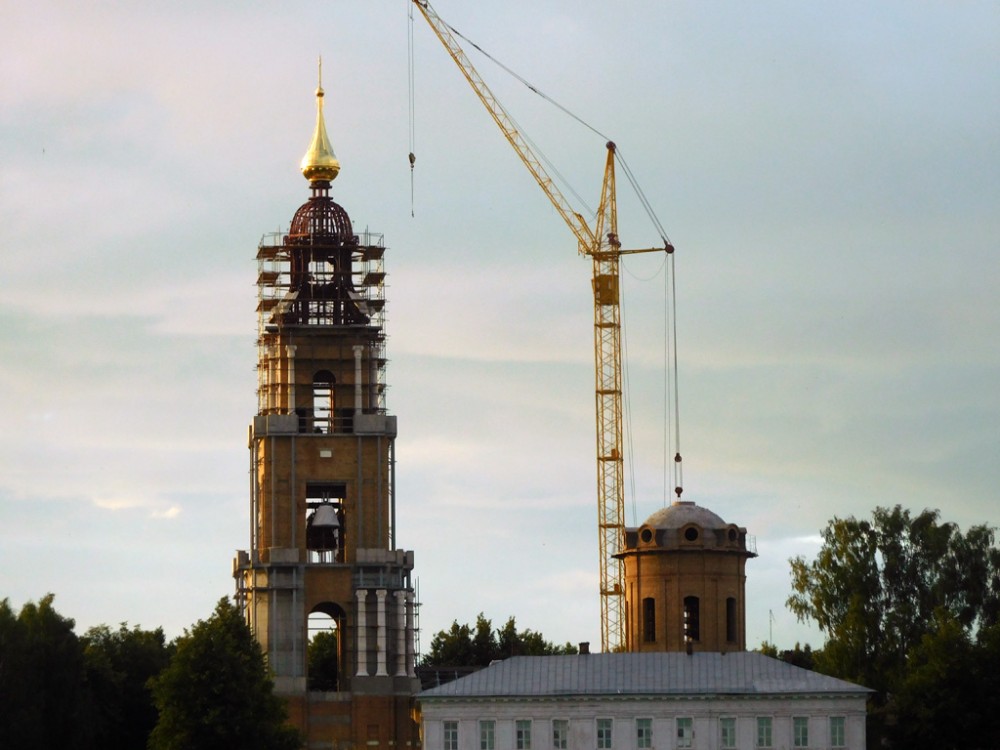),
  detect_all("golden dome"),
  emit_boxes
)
[300,58,341,183]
